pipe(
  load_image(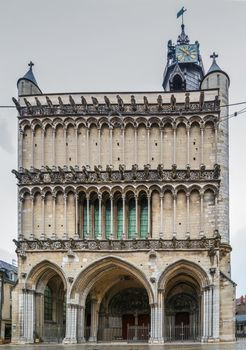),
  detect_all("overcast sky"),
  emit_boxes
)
[0,0,245,296]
